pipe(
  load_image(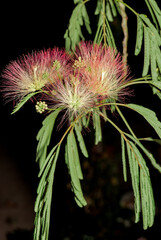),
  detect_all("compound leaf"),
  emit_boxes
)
[127,103,161,139]
[11,91,38,114]
[75,122,88,158]
[135,16,144,56]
